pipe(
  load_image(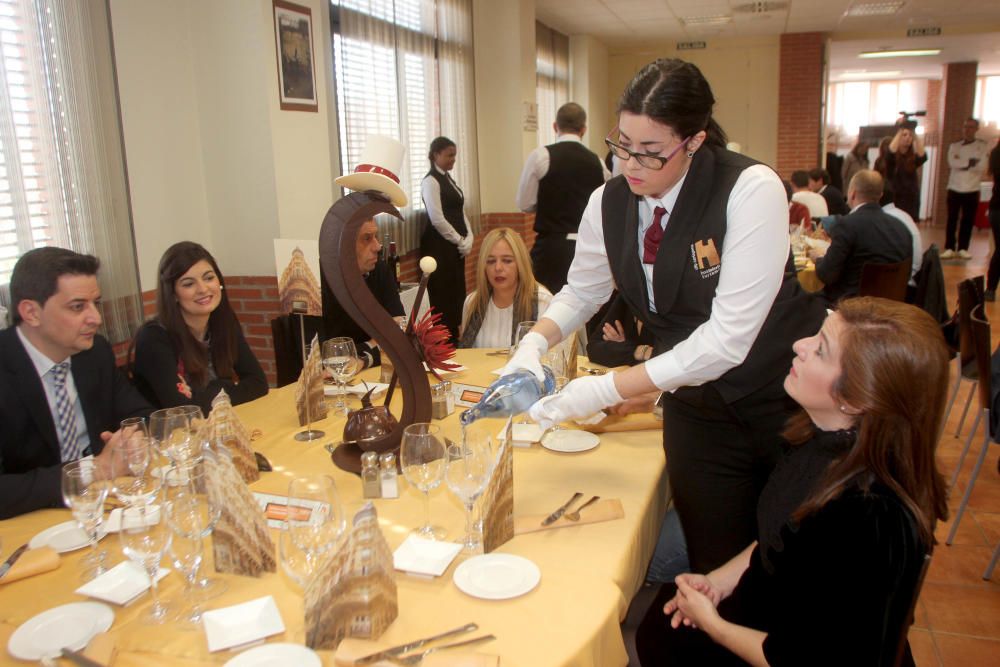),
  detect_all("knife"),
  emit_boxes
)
[355,622,478,664]
[60,648,105,667]
[541,491,583,526]
[0,543,28,579]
